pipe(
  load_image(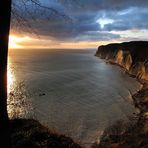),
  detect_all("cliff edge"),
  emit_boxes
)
[95,41,148,81]
[94,41,148,148]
